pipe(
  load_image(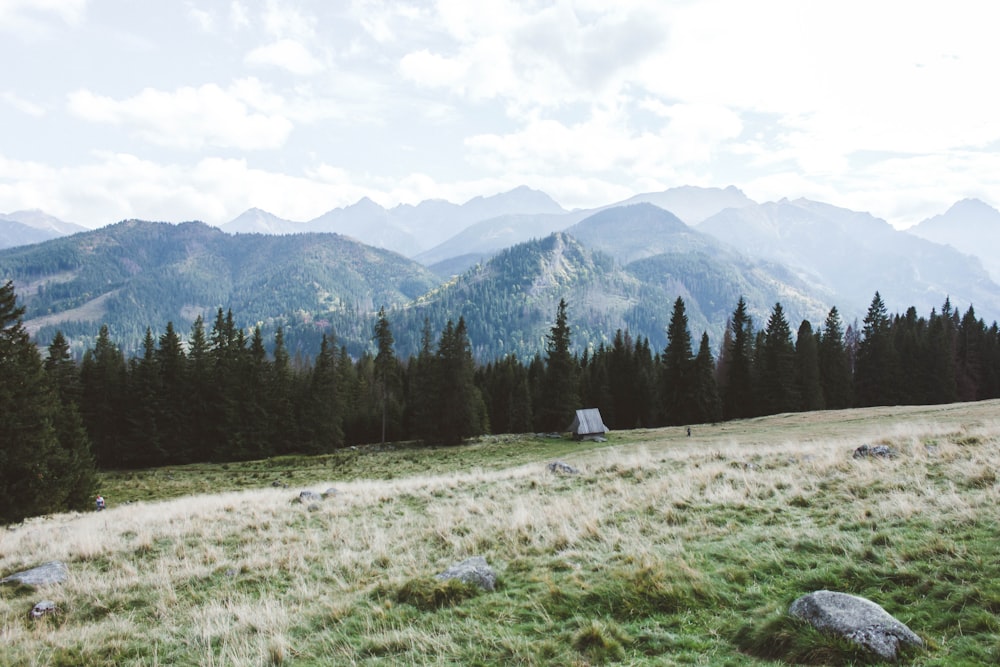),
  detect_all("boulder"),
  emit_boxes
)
[436,556,496,592]
[853,444,898,459]
[297,490,322,504]
[1,561,69,587]
[30,600,58,620]
[547,461,579,475]
[789,590,923,661]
